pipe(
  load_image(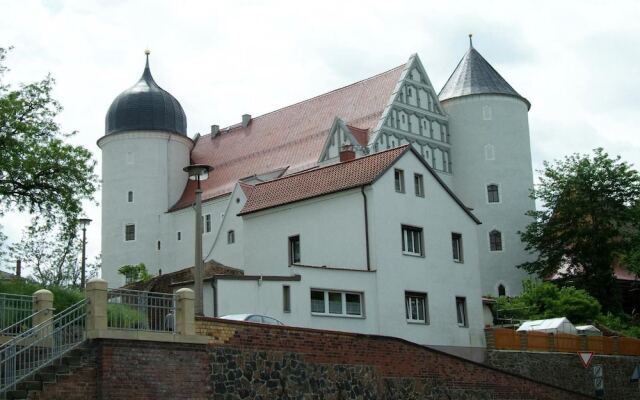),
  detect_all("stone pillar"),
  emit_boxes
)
[86,278,108,333]
[484,328,496,350]
[175,288,195,336]
[33,289,54,345]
